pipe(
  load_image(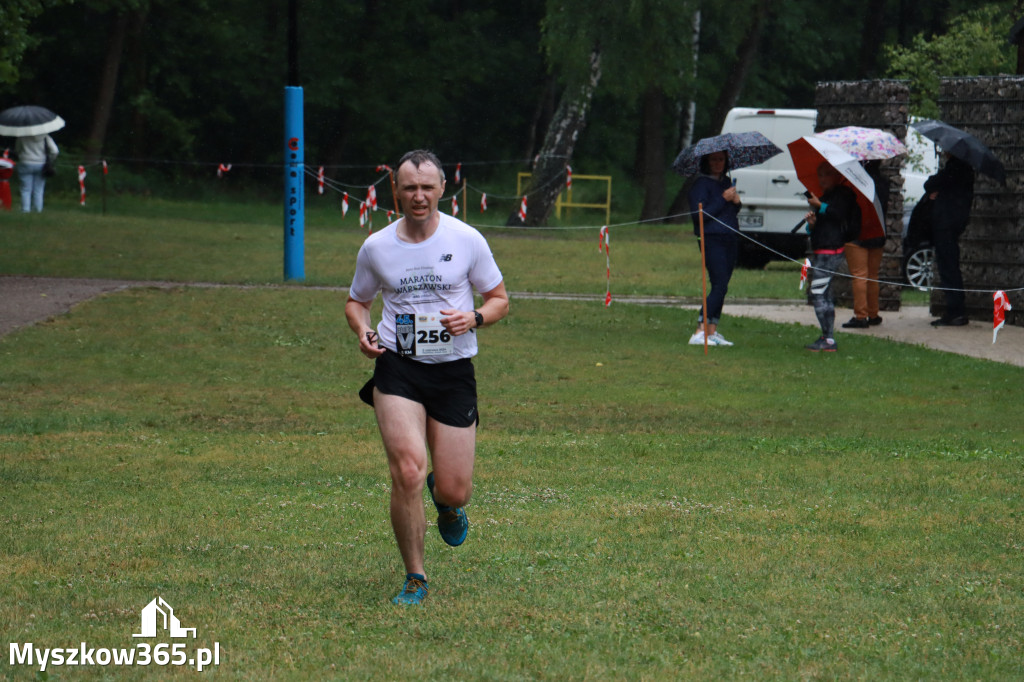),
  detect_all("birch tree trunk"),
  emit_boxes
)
[507,49,601,227]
